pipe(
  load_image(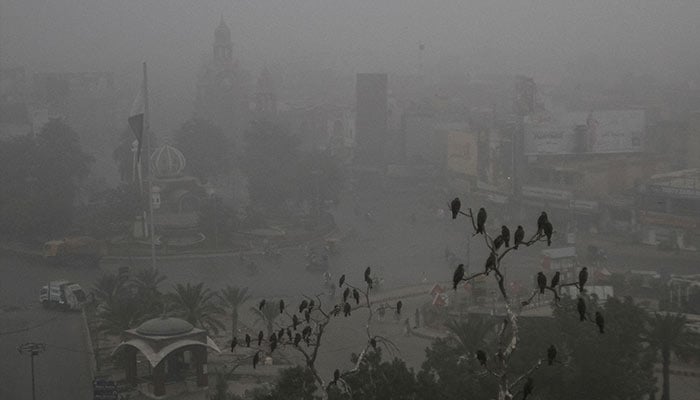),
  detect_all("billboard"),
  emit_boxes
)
[524,110,645,155]
[447,129,478,177]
